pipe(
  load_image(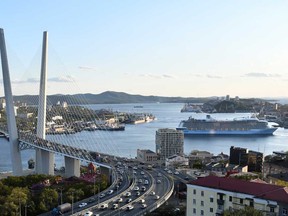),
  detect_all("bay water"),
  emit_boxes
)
[1,103,287,172]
